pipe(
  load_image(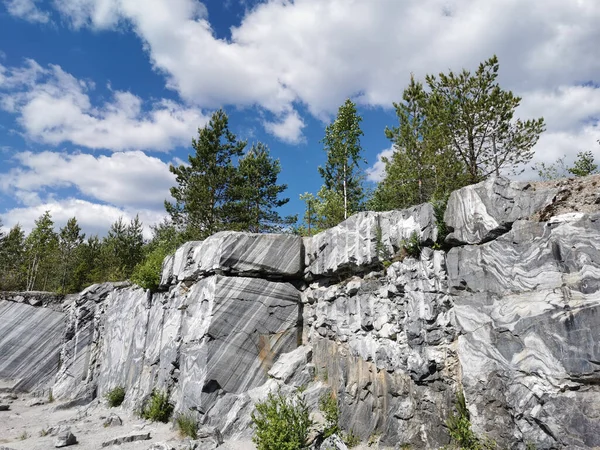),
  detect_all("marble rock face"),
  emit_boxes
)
[0,300,65,391]
[304,204,437,278]
[95,275,301,415]
[303,249,456,448]
[160,232,303,287]
[448,213,600,449]
[444,176,558,245]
